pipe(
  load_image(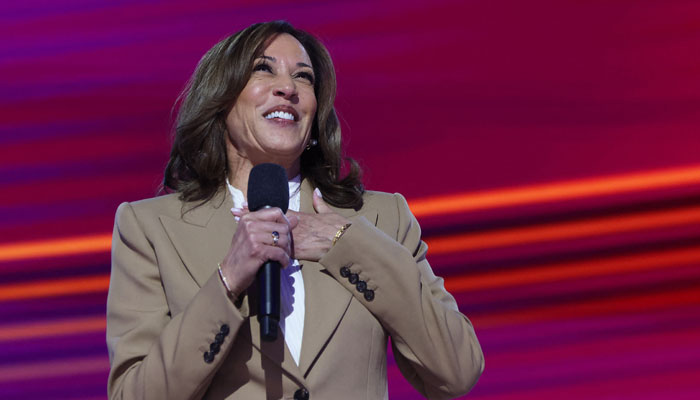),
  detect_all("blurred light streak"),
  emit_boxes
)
[0,356,107,383]
[2,244,692,307]
[1,235,695,303]
[0,316,105,342]
[2,204,699,302]
[0,275,109,302]
[409,164,700,217]
[484,325,700,366]
[445,246,700,292]
[470,368,700,400]
[472,286,700,329]
[1,166,698,262]
[0,233,112,262]
[426,205,700,255]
